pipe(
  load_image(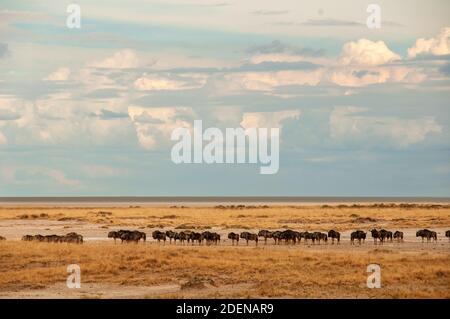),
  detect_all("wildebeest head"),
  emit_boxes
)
[108,231,118,238]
